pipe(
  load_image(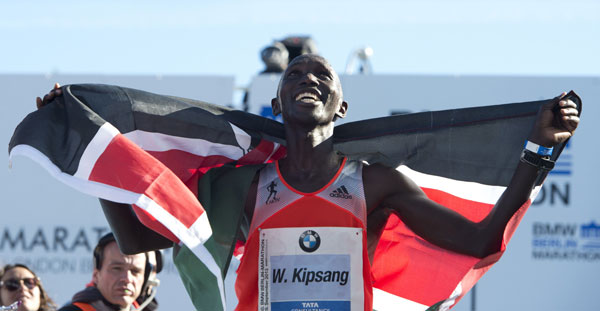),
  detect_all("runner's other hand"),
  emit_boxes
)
[36,83,62,109]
